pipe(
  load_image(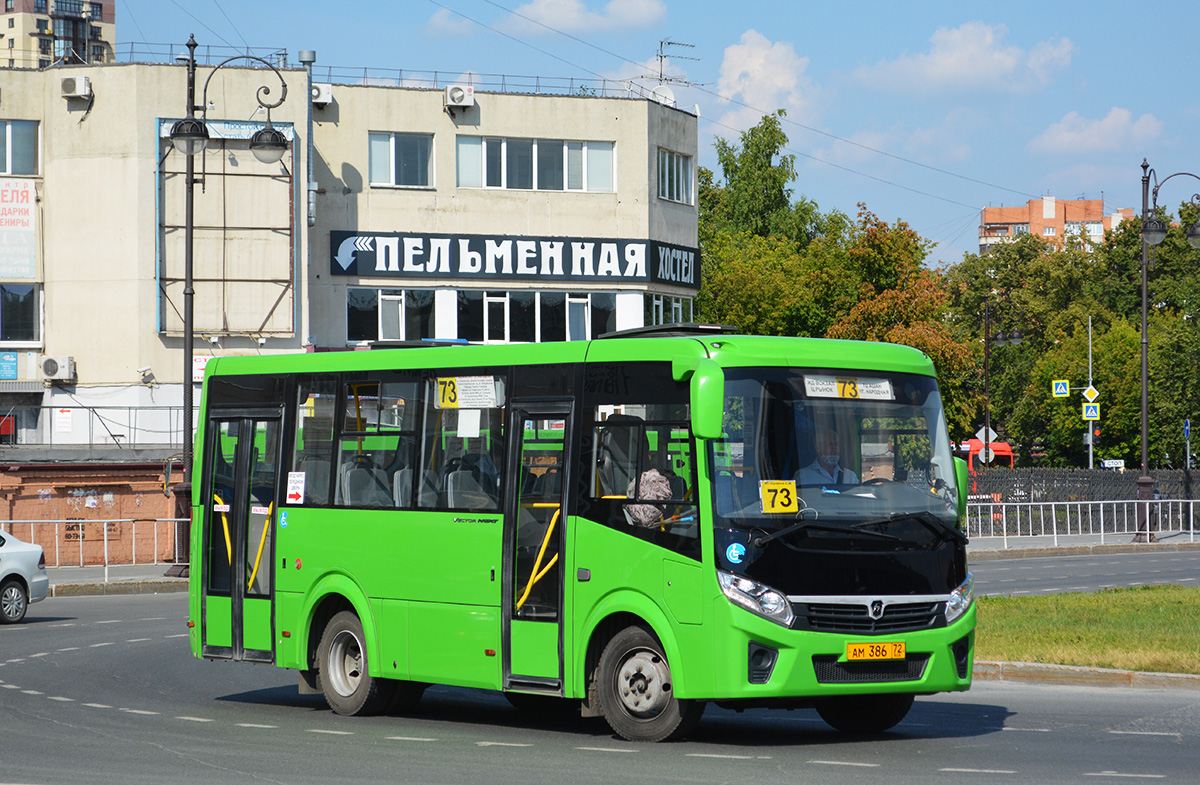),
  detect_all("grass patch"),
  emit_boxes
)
[976,585,1200,674]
